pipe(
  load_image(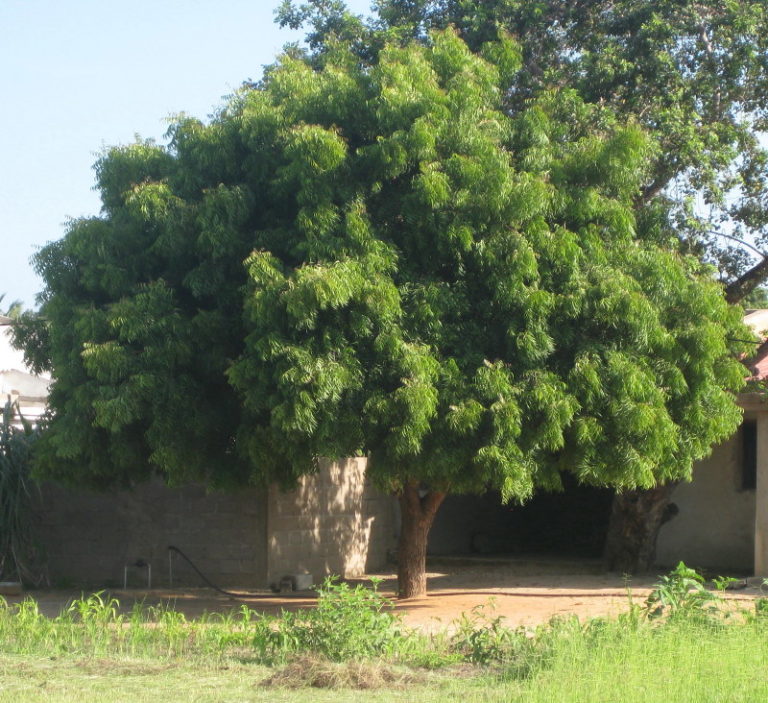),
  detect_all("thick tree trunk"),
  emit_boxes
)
[603,483,679,574]
[397,482,446,599]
